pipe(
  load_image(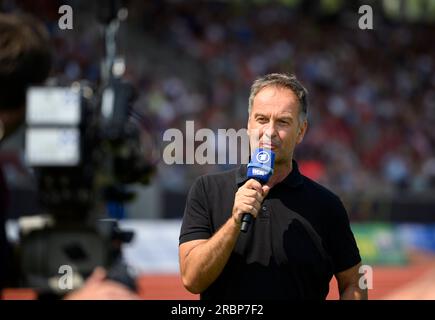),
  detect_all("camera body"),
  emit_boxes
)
[17,74,154,296]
